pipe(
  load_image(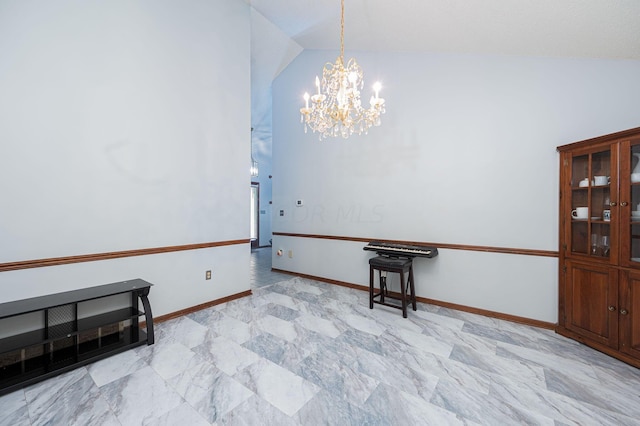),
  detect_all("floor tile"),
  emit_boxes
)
[87,349,147,387]
[4,247,640,426]
[25,368,118,426]
[155,315,209,349]
[136,338,200,380]
[194,334,261,376]
[294,389,381,425]
[294,313,342,338]
[0,390,30,426]
[430,378,555,425]
[295,344,379,406]
[234,358,320,417]
[364,383,466,425]
[217,394,298,426]
[100,366,183,425]
[168,361,253,423]
[143,401,210,426]
[255,314,299,342]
